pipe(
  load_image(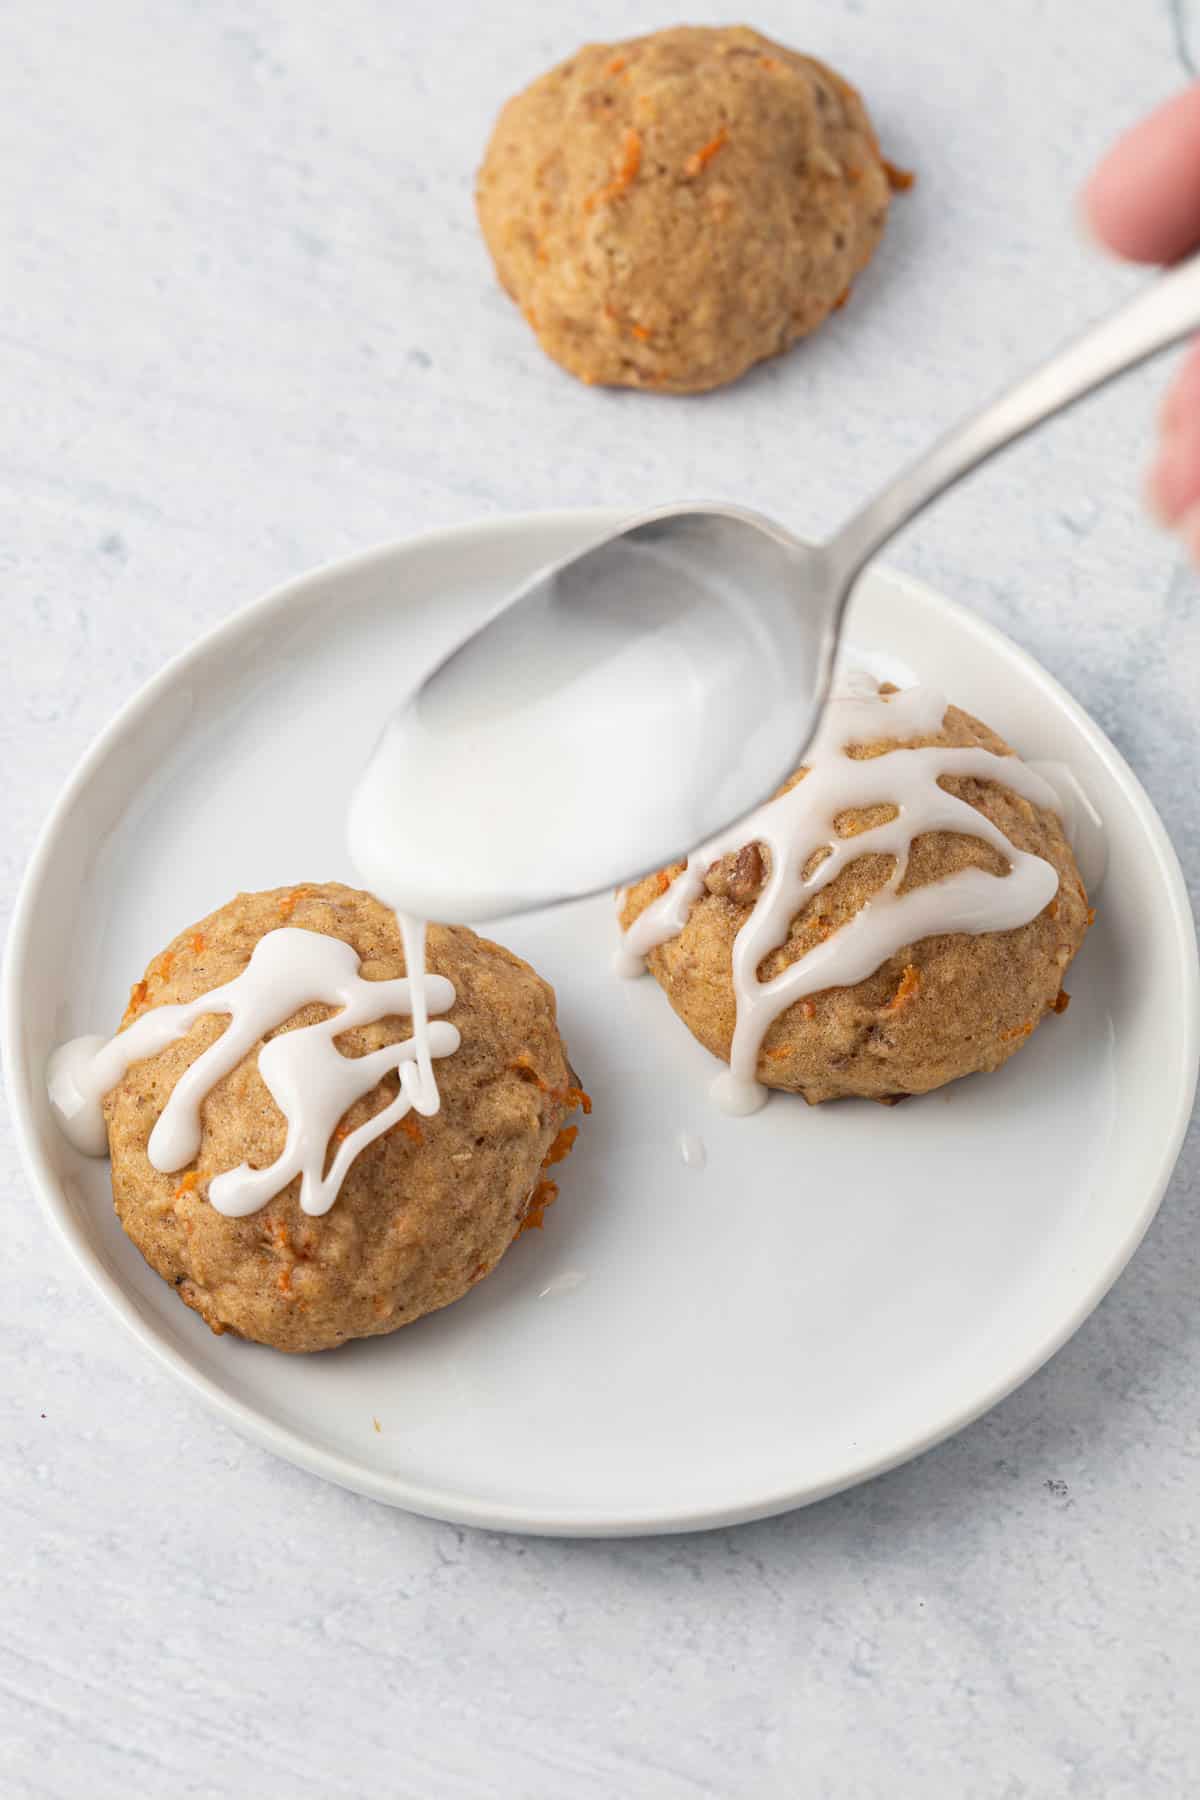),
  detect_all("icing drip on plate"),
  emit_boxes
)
[47,920,459,1216]
[618,682,1063,1115]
